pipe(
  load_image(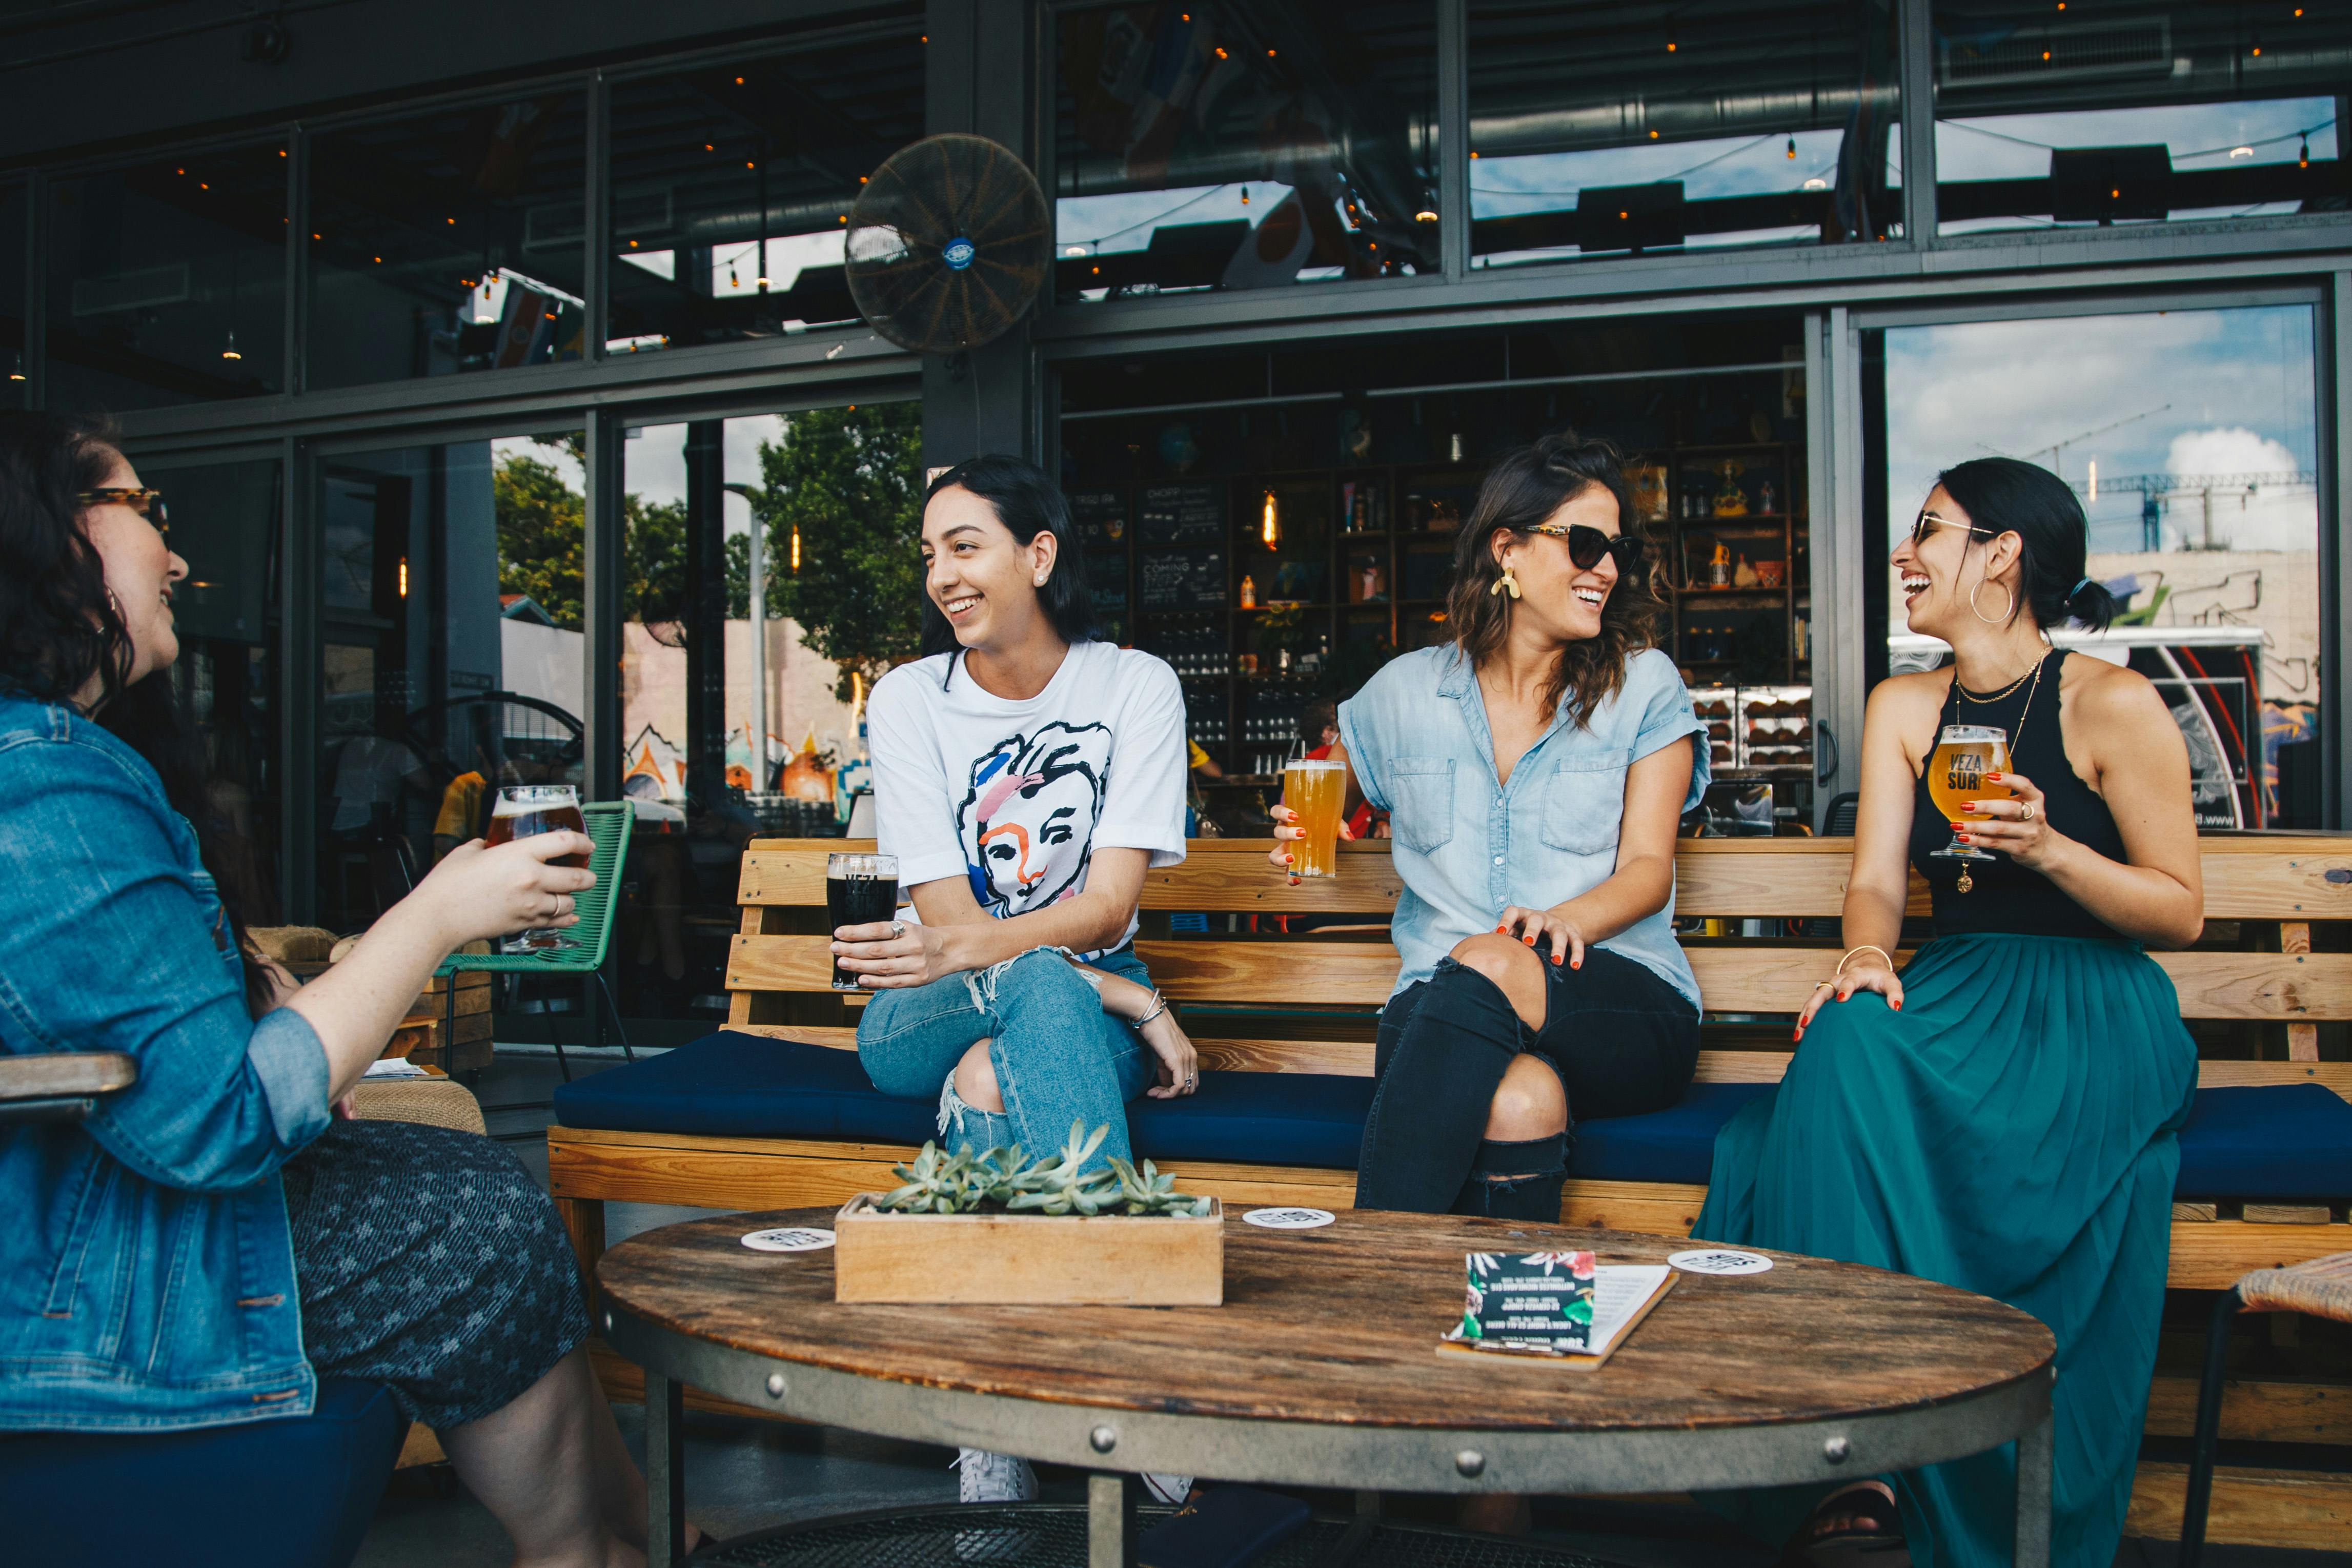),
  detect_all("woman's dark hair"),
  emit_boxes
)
[918,454,1094,658]
[1444,430,1664,728]
[0,410,273,1015]
[1932,457,2116,633]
